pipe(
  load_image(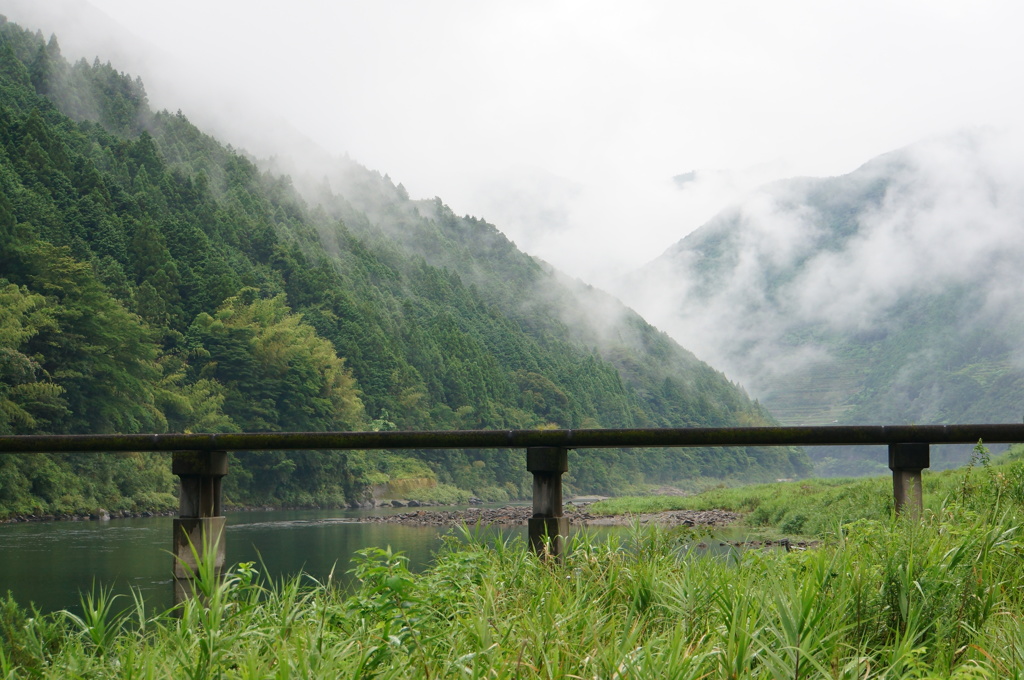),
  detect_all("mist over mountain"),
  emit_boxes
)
[624,130,1024,471]
[0,17,810,516]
